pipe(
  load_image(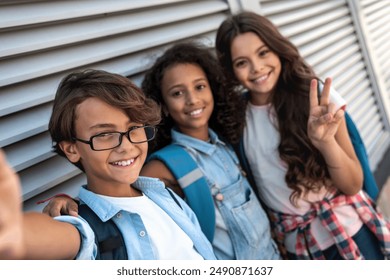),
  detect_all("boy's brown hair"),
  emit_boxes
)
[49,69,161,171]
